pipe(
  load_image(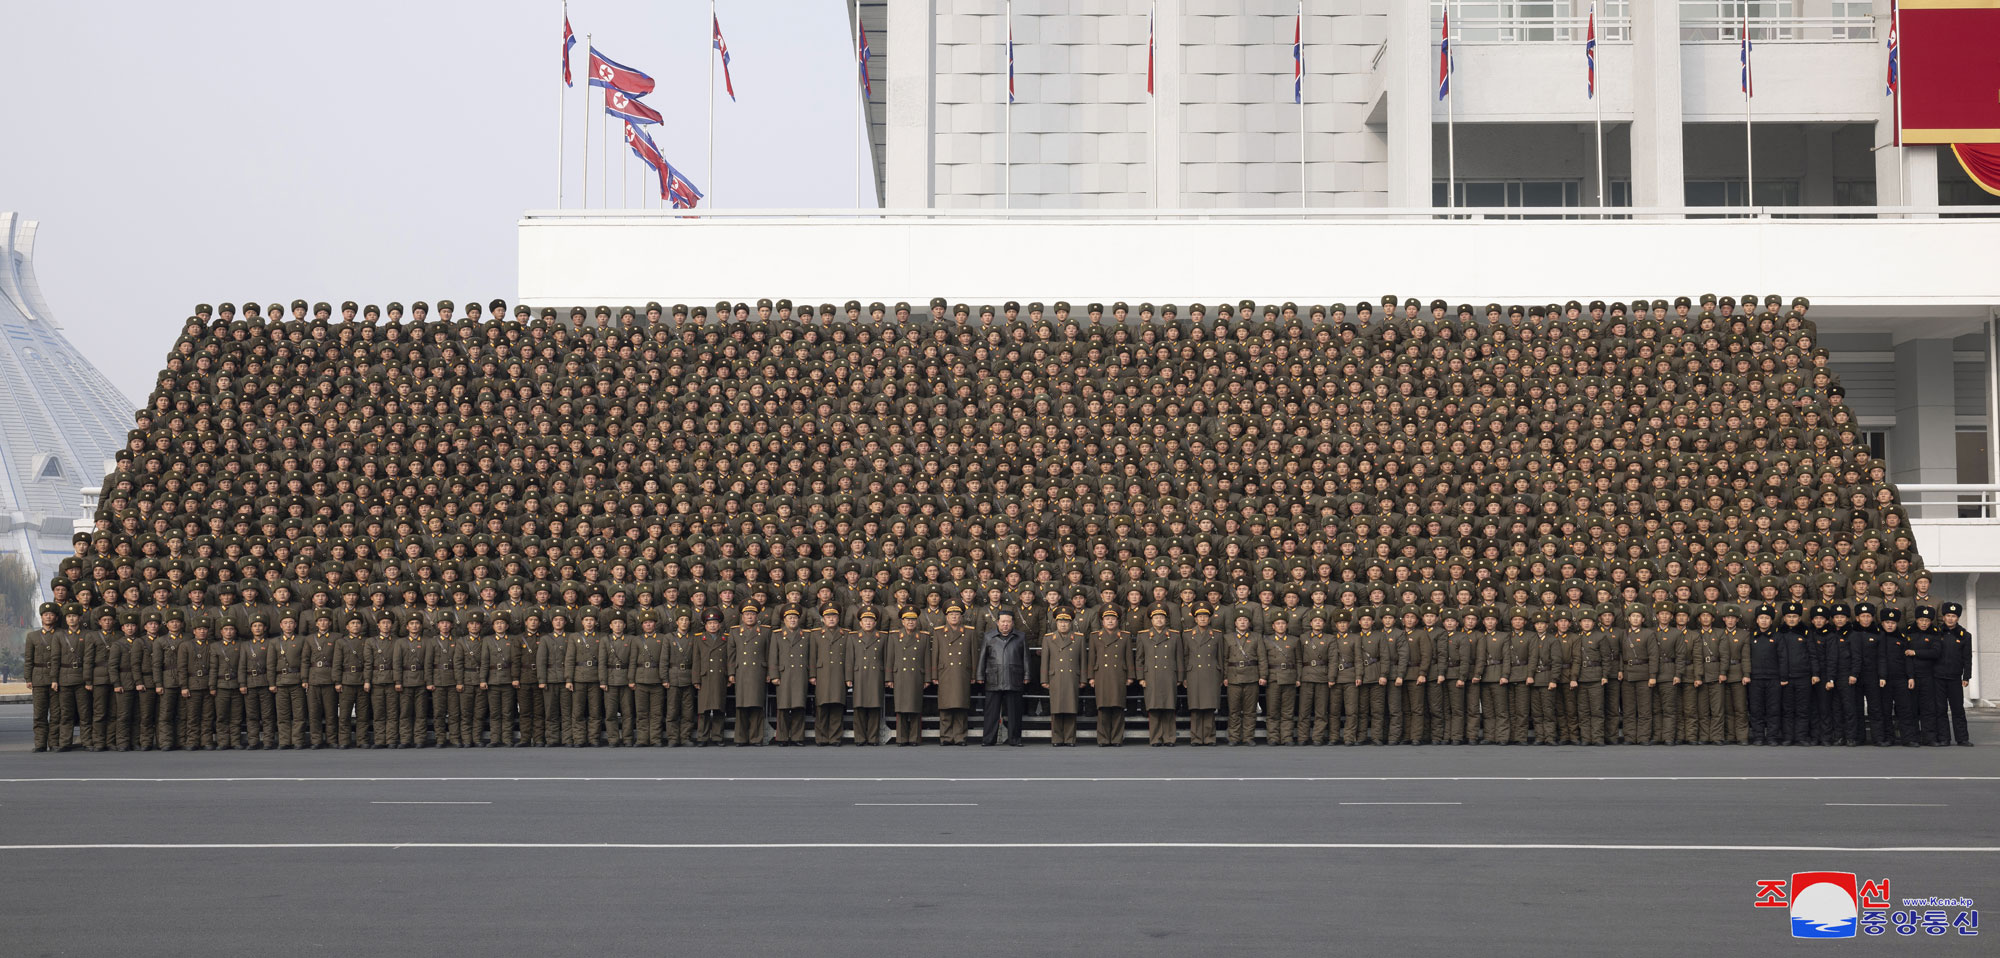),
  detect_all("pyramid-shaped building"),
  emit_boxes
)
[0,213,134,599]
